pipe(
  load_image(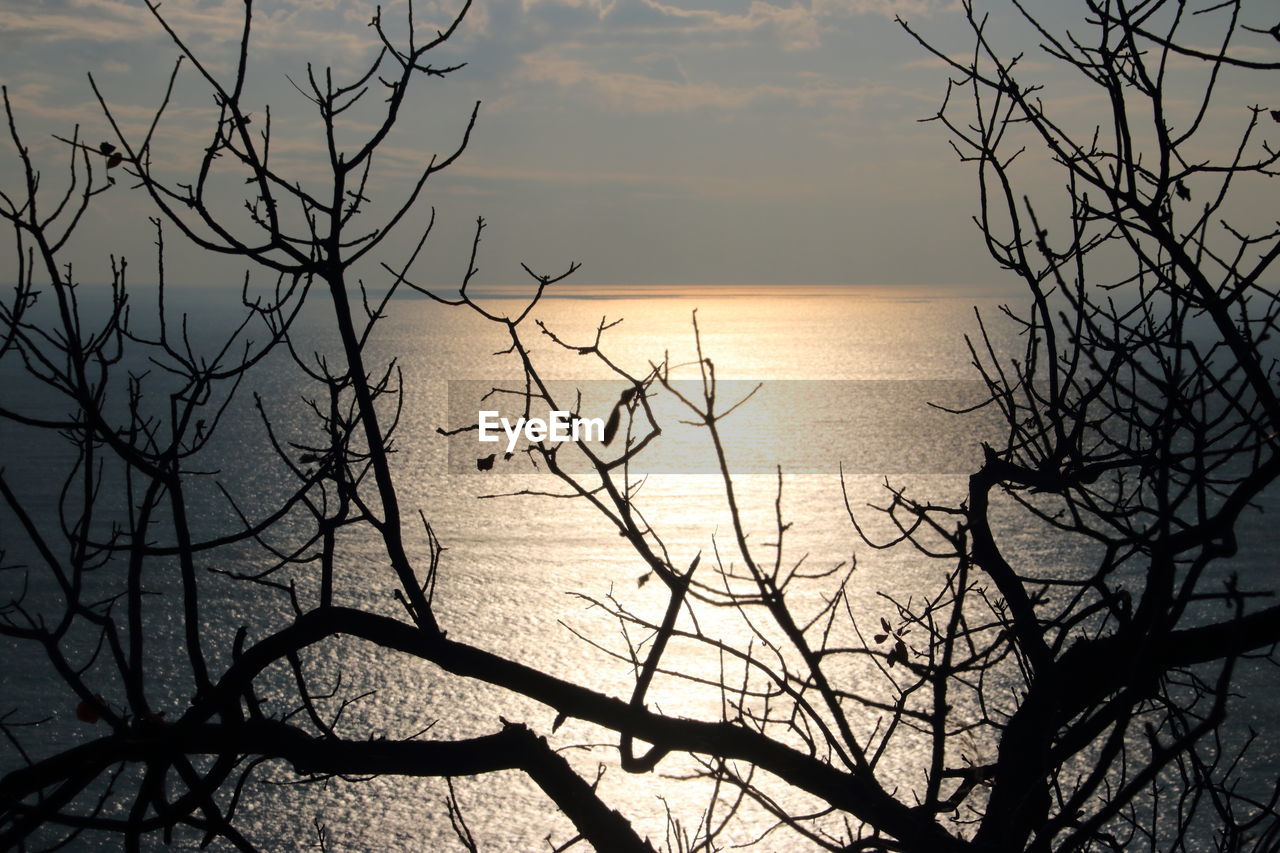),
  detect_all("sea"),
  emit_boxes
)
[1,282,1276,850]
